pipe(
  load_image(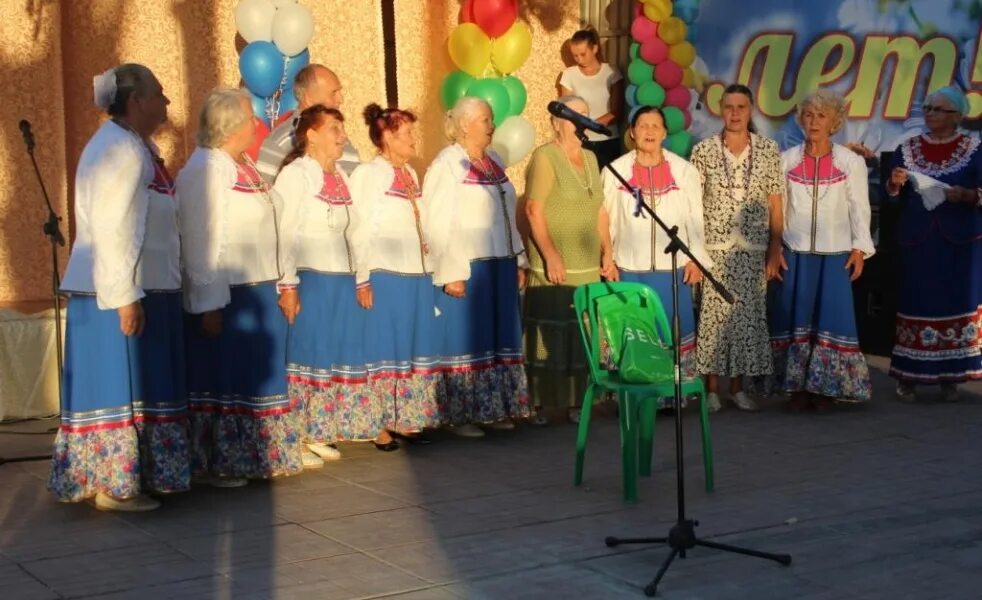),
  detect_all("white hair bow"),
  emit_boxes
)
[93,67,118,111]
